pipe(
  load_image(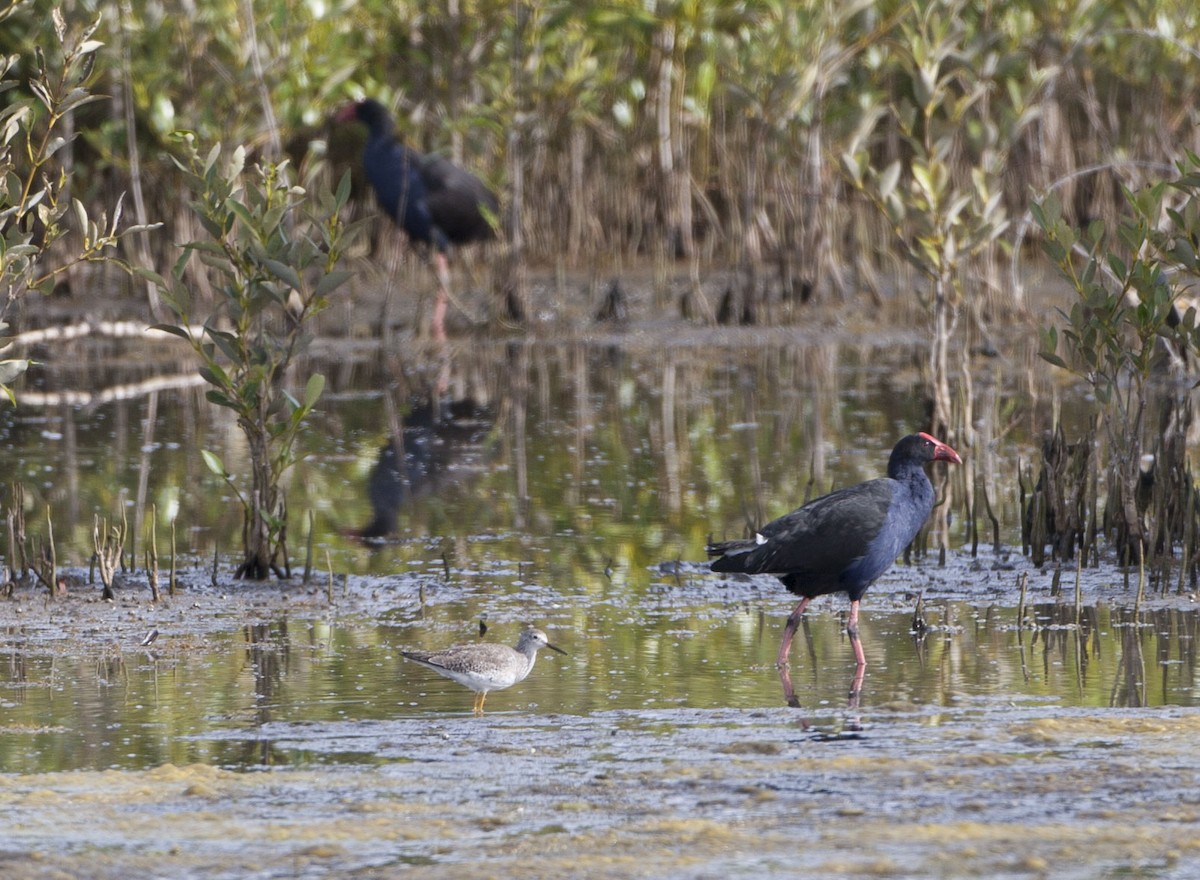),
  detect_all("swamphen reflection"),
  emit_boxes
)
[707,432,962,705]
[335,98,498,339]
[351,399,493,541]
